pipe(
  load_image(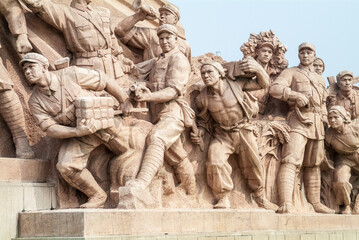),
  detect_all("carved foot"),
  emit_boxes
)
[277,203,294,214]
[15,137,35,159]
[214,195,230,209]
[341,205,352,214]
[312,203,335,214]
[80,193,107,208]
[254,195,279,211]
